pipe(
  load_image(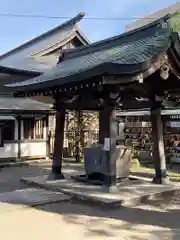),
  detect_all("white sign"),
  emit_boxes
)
[170,121,180,128]
[63,139,69,148]
[142,121,148,127]
[103,138,110,151]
